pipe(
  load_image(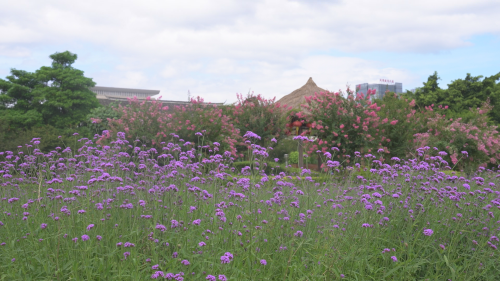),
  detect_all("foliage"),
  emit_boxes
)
[288,151,299,164]
[230,93,288,147]
[87,101,122,135]
[403,71,500,124]
[0,69,45,129]
[0,51,100,130]
[0,124,88,153]
[267,137,297,162]
[373,93,437,160]
[301,87,382,160]
[101,96,241,156]
[231,160,294,175]
[413,100,500,174]
[0,133,499,280]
